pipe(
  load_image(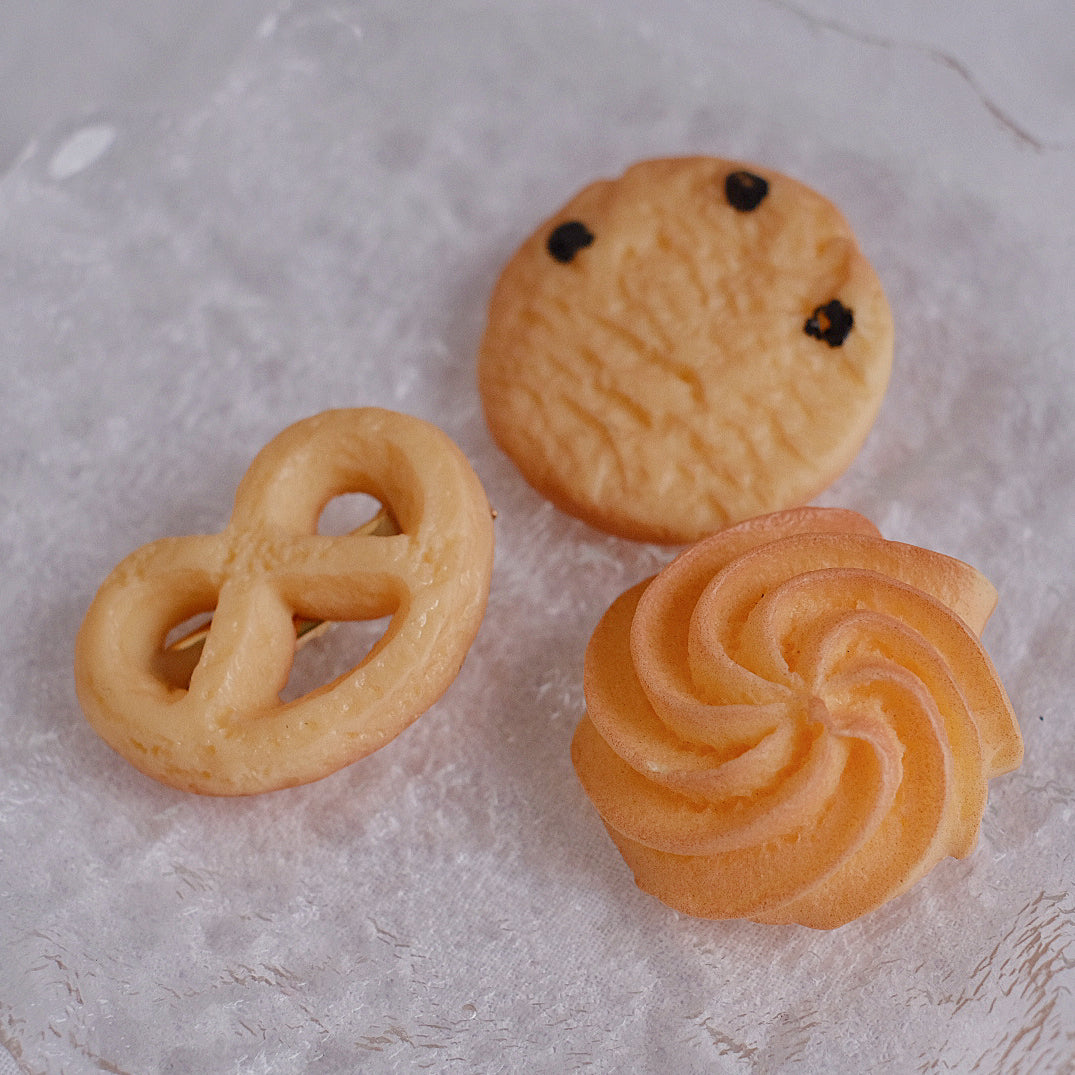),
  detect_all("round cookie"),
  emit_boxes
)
[478,157,894,544]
